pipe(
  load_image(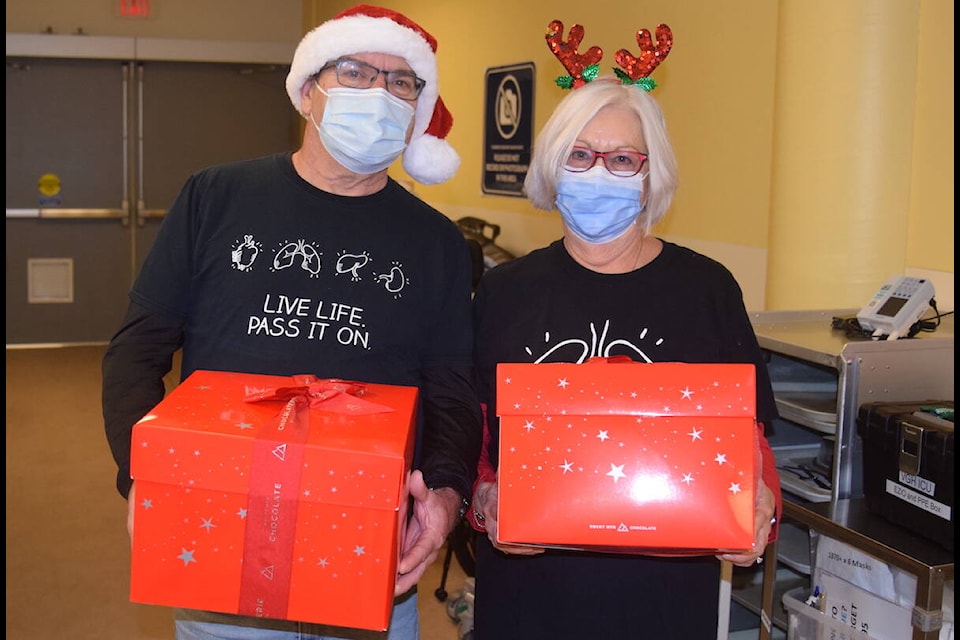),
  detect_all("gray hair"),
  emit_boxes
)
[523,78,678,234]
